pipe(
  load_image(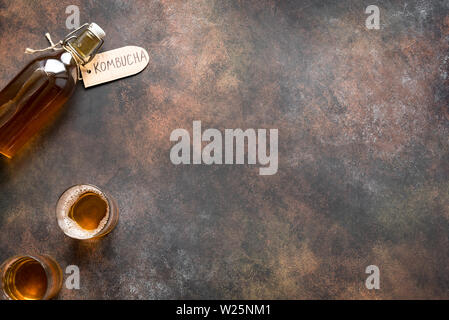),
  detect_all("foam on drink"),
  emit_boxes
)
[56,184,110,239]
